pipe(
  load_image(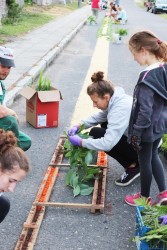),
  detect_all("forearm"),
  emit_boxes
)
[0,106,18,119]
